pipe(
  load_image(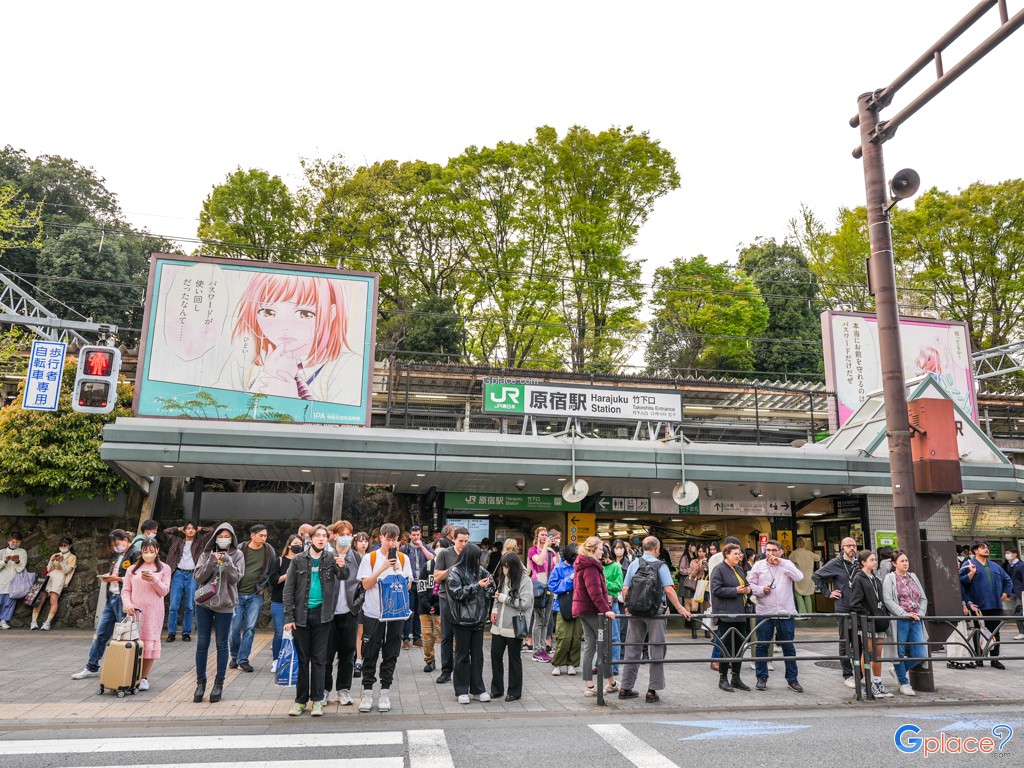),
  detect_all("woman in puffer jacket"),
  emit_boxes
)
[573,536,619,698]
[192,523,245,704]
[489,552,534,701]
[446,543,494,704]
